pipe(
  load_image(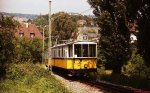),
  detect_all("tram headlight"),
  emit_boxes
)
[84,64,88,69]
